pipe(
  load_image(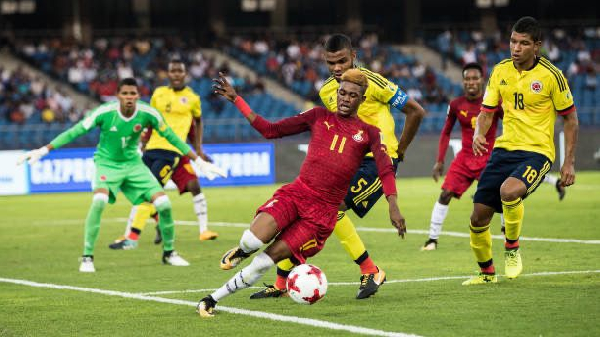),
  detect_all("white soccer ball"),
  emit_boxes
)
[286,264,328,305]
